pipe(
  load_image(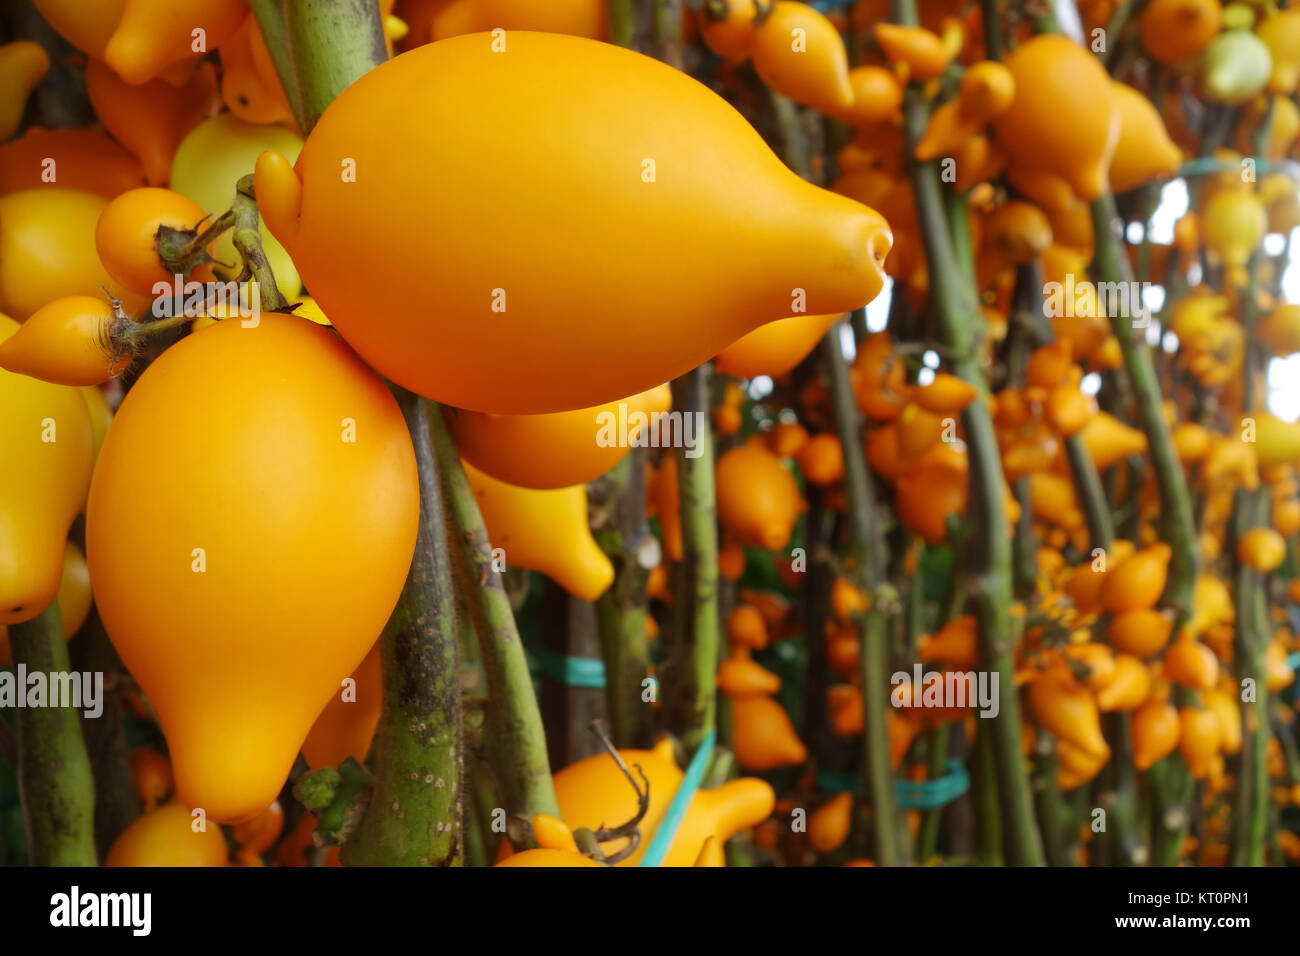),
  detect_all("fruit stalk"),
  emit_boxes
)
[664,366,721,756]
[345,392,463,866]
[894,0,1045,865]
[431,407,561,837]
[591,453,656,749]
[9,601,96,865]
[822,328,905,866]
